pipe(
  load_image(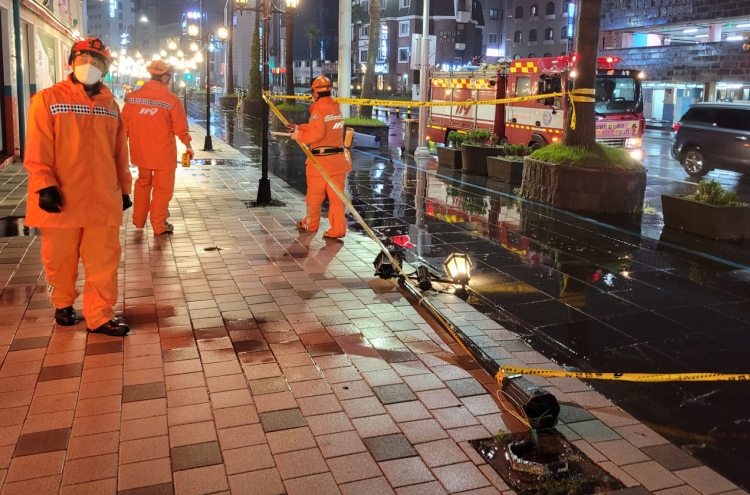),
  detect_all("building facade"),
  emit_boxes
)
[354,0,486,96]
[0,0,84,160]
[505,0,570,59]
[85,0,134,50]
[599,0,750,125]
